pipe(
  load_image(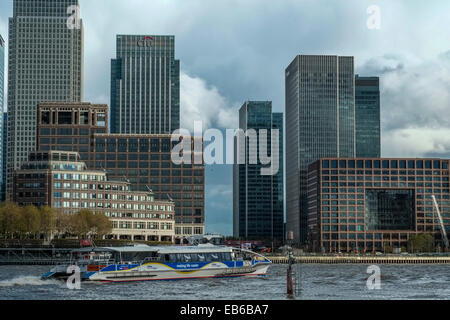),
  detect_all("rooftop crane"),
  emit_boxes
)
[431,195,449,250]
